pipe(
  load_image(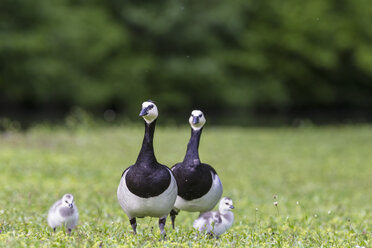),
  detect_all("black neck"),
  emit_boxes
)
[183,128,202,165]
[136,120,157,165]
